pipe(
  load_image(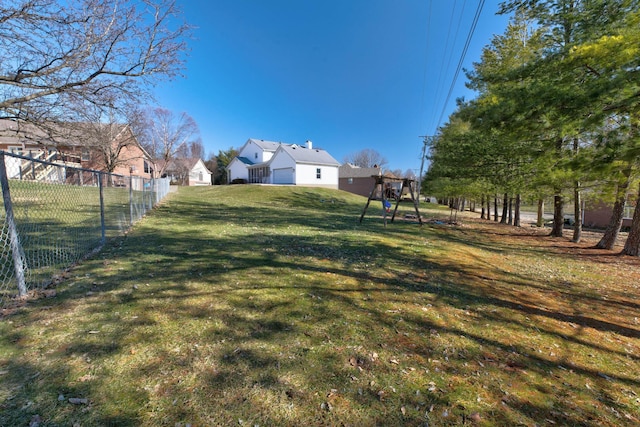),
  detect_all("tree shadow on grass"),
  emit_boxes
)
[2,187,640,426]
